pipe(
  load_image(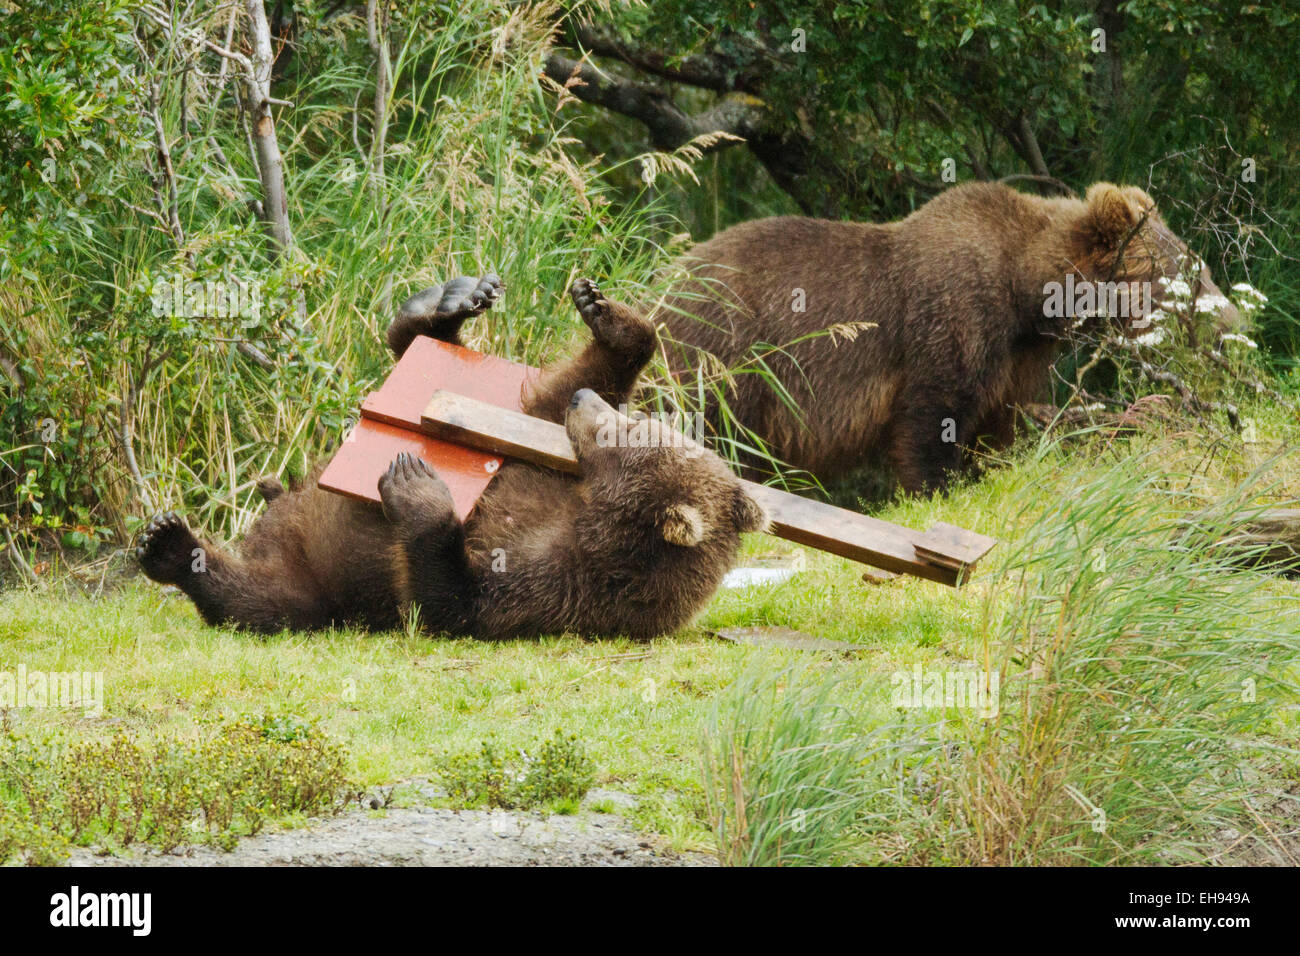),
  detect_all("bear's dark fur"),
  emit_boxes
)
[136,277,768,638]
[657,182,1243,493]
